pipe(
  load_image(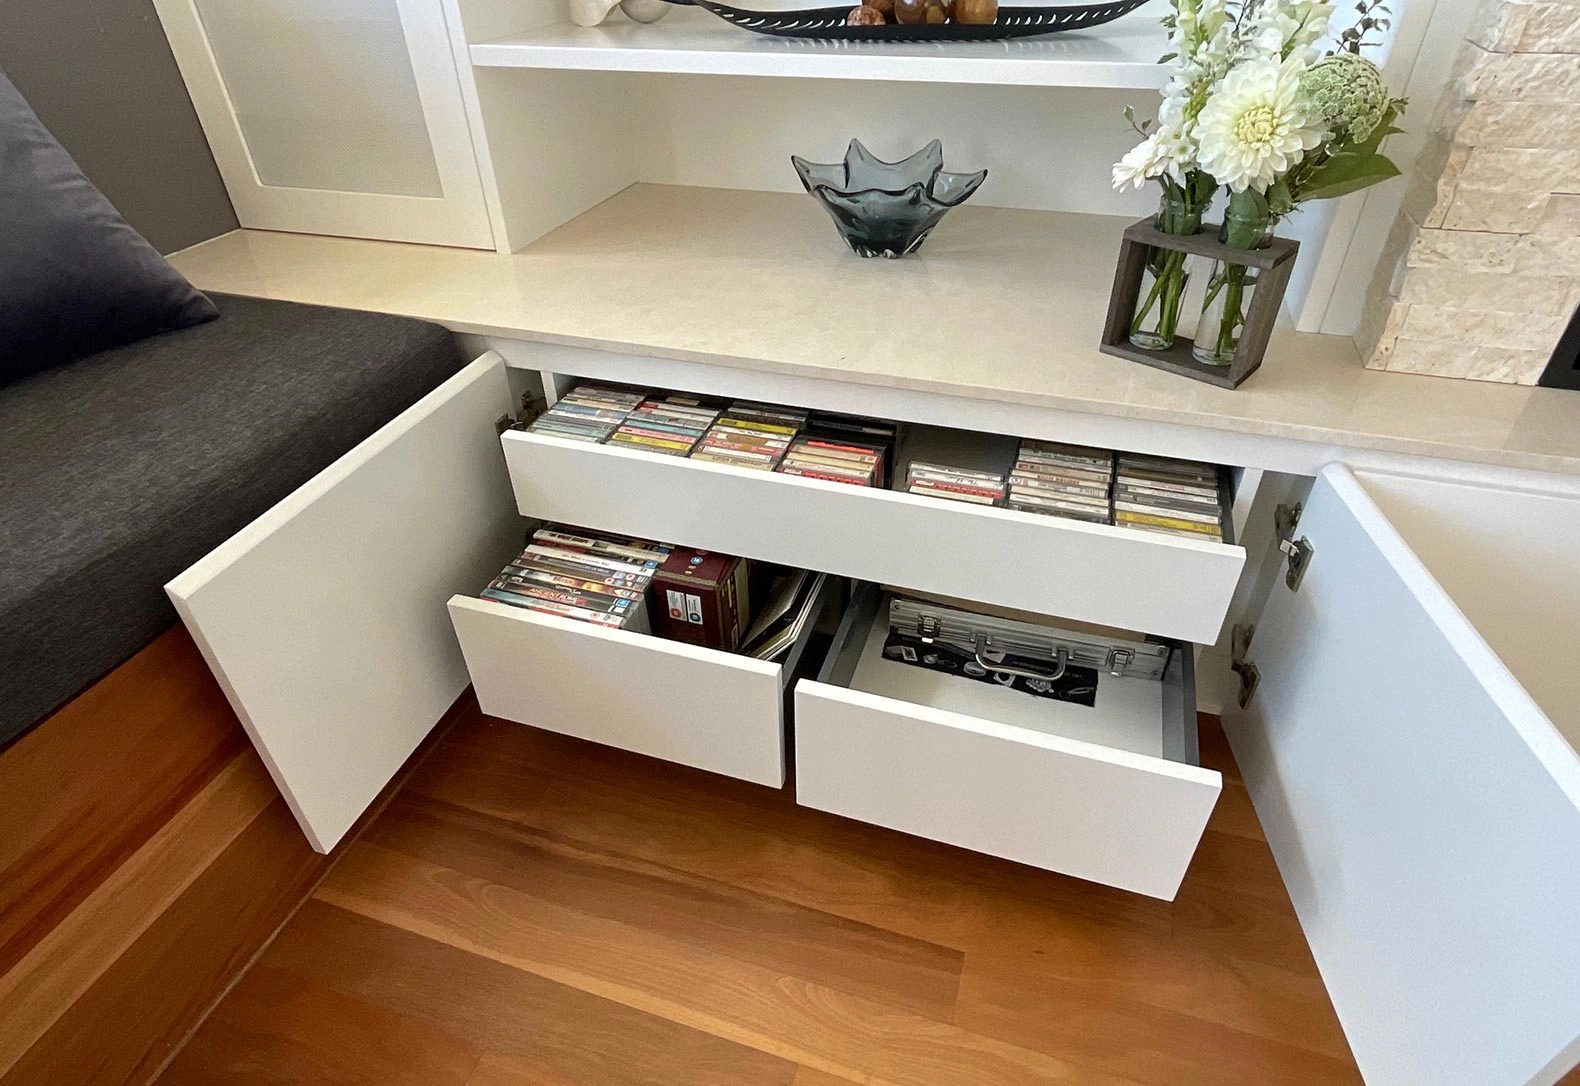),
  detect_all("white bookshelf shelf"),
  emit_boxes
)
[469,7,1169,88]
